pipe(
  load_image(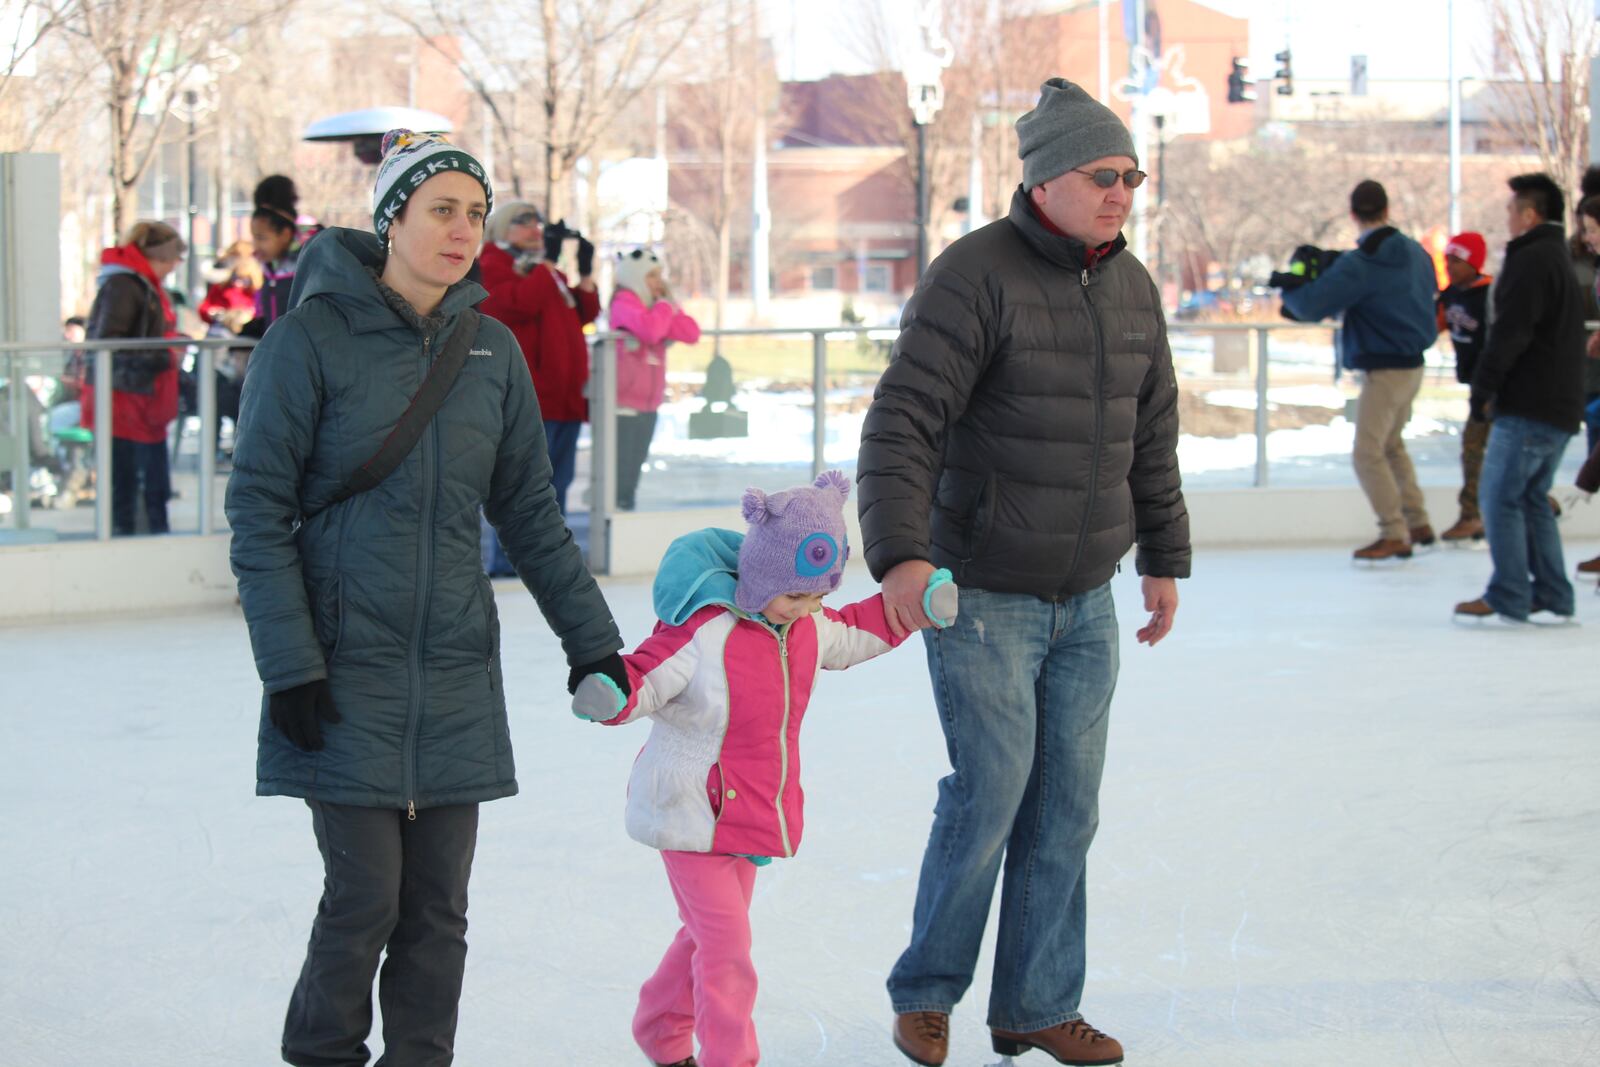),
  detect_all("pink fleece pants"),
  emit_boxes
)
[632,851,760,1067]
